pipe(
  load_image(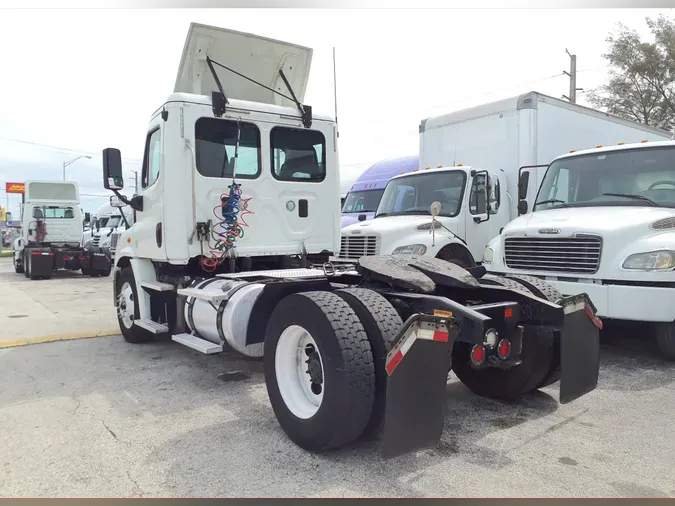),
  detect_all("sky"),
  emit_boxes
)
[0,7,672,217]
